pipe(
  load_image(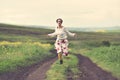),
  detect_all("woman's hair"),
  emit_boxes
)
[56,18,63,23]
